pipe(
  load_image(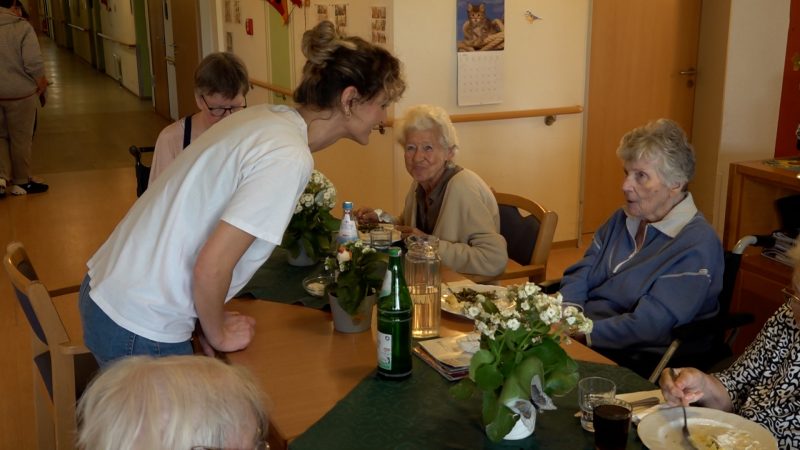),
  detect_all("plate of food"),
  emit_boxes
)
[441,284,511,319]
[637,406,777,450]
